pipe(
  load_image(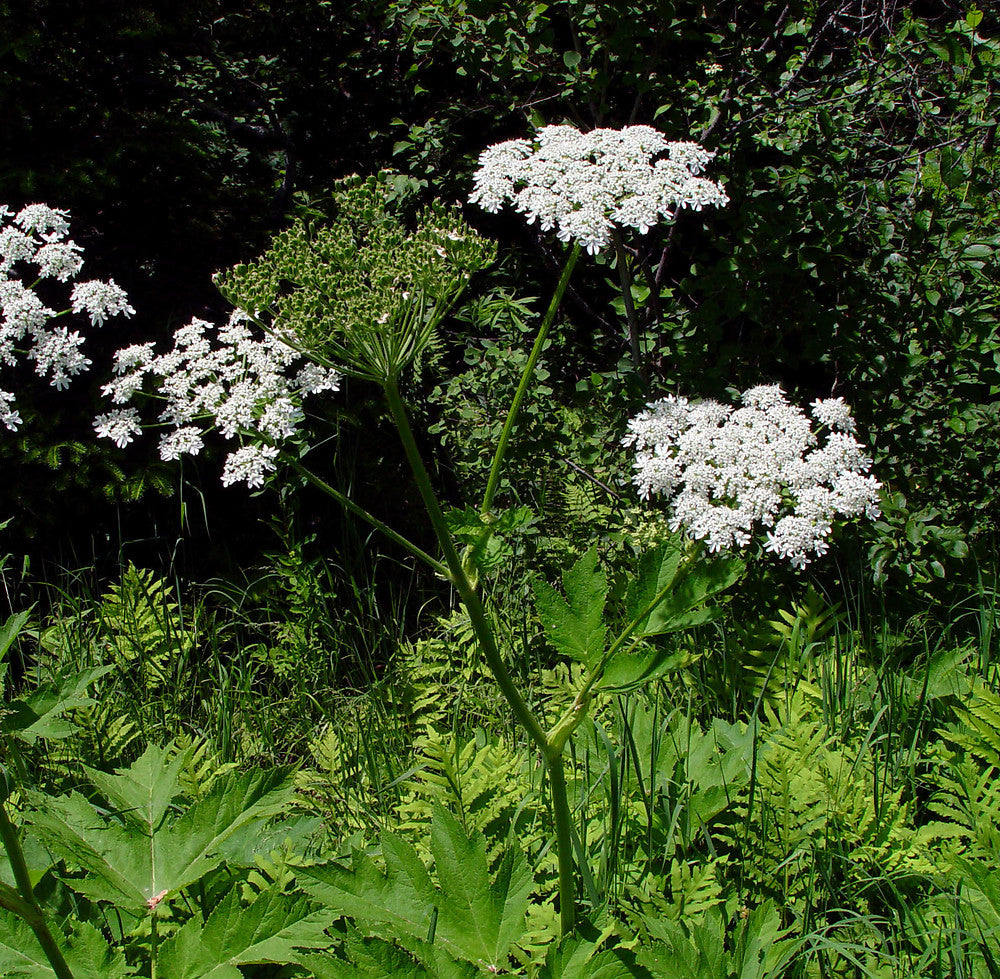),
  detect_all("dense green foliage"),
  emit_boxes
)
[2,1,999,976]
